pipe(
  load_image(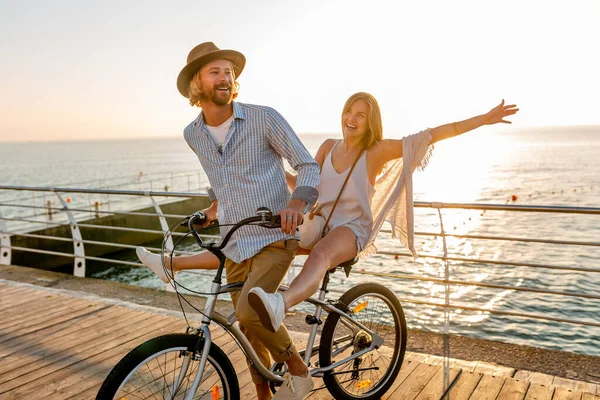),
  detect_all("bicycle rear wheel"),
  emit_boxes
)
[319,283,407,400]
[97,333,239,400]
